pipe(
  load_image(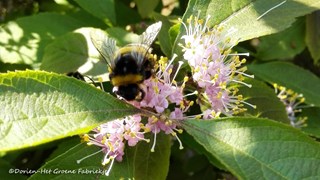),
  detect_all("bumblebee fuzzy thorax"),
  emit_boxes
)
[90,21,162,101]
[108,49,154,101]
